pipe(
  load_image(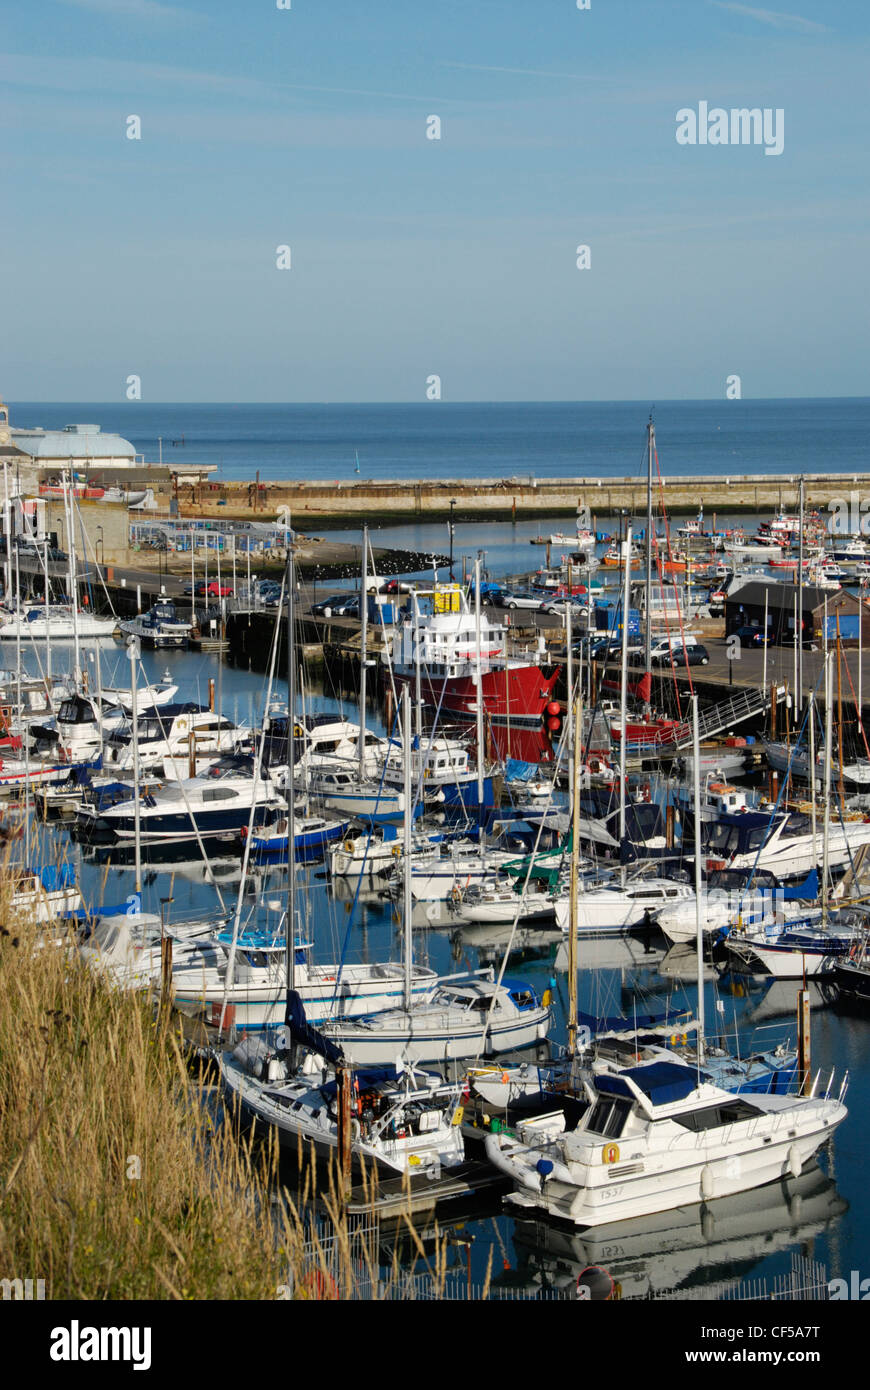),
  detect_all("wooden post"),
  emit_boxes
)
[665,802,675,849]
[337,1062,353,1201]
[797,988,811,1095]
[160,935,173,1019]
[770,684,778,738]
